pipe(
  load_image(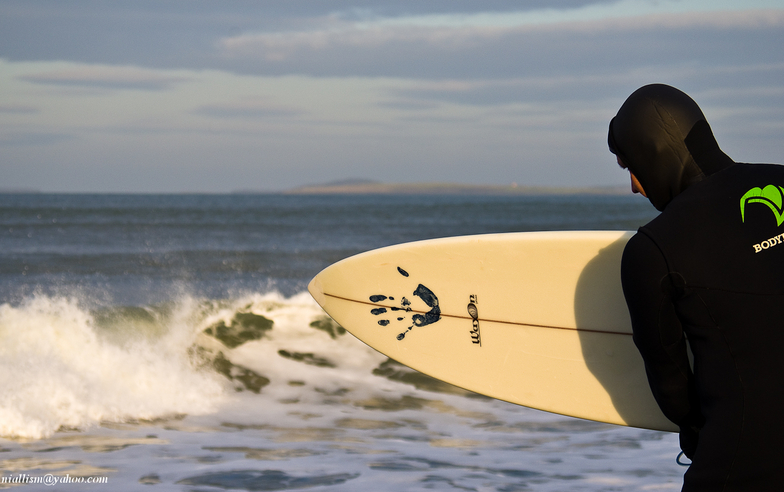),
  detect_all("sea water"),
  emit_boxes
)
[0,193,686,491]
